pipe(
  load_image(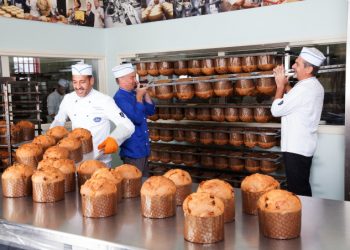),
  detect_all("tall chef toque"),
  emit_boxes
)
[299,47,326,67]
[112,63,135,78]
[71,63,93,76]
